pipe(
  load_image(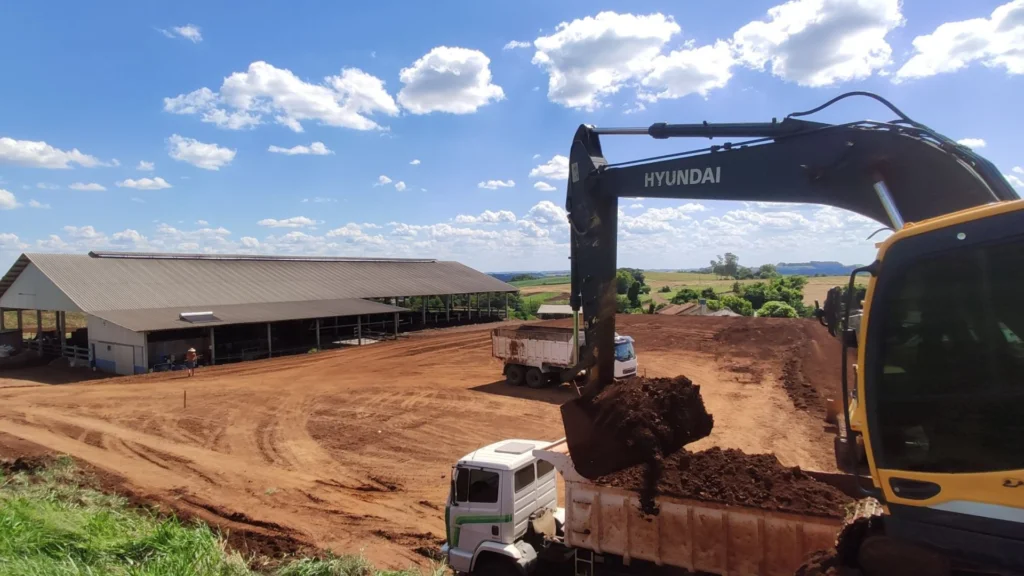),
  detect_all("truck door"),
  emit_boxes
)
[449,466,505,565]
